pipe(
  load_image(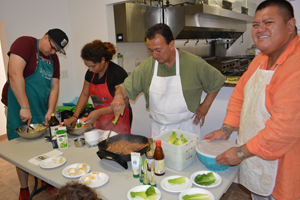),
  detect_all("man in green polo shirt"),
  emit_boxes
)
[112,23,225,139]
